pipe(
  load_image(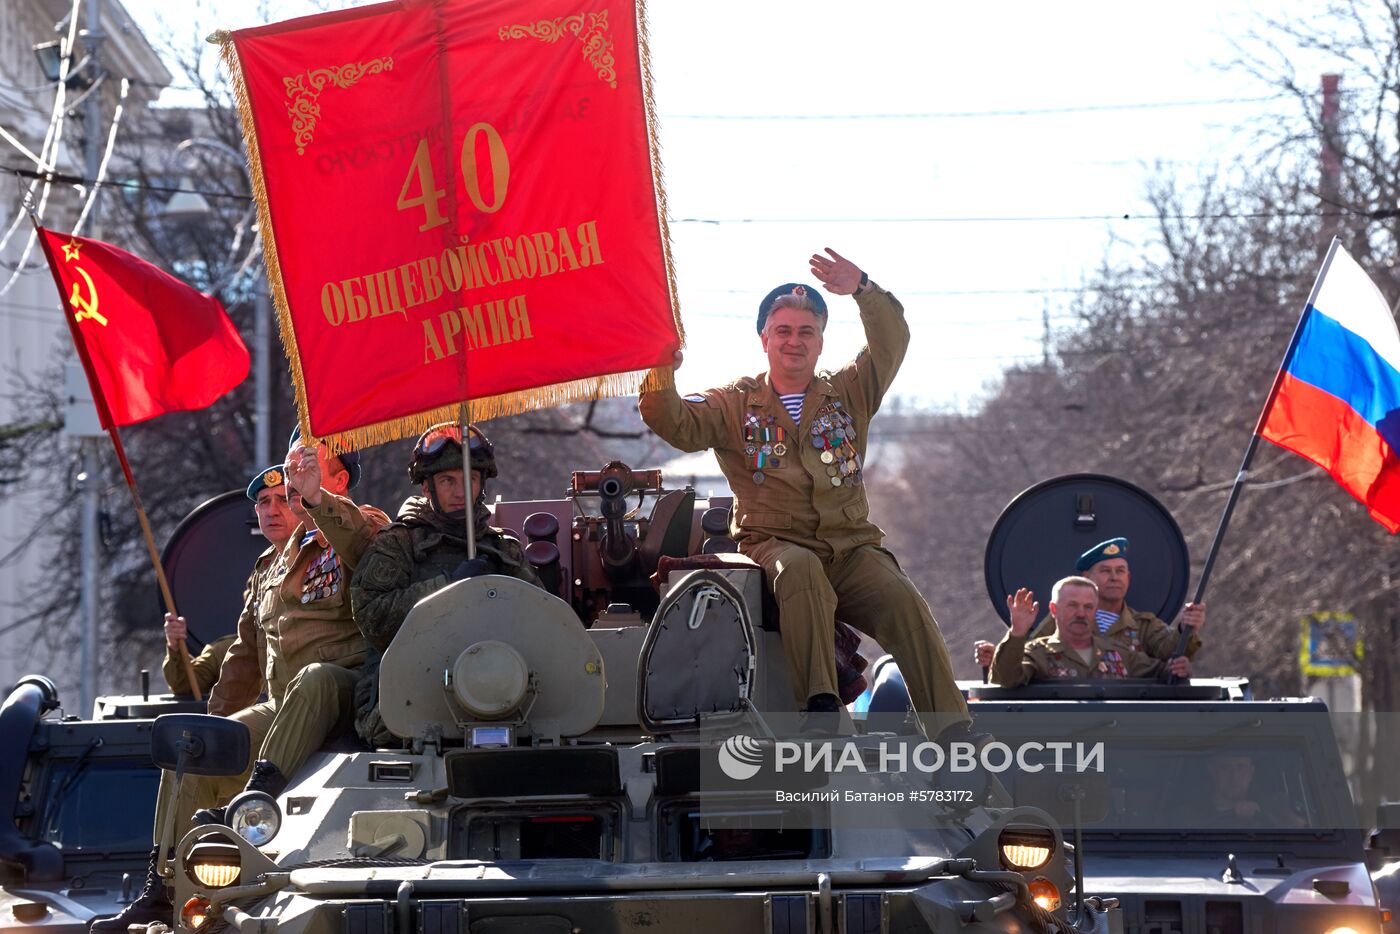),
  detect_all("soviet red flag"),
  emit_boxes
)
[37,228,251,428]
[218,0,682,451]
